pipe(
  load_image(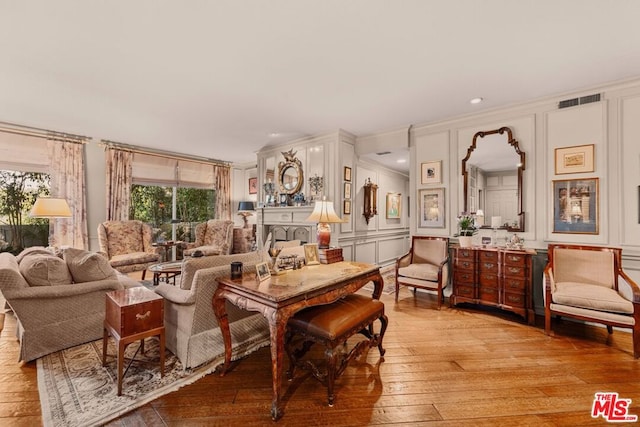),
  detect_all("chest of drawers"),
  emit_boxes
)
[451,246,535,324]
